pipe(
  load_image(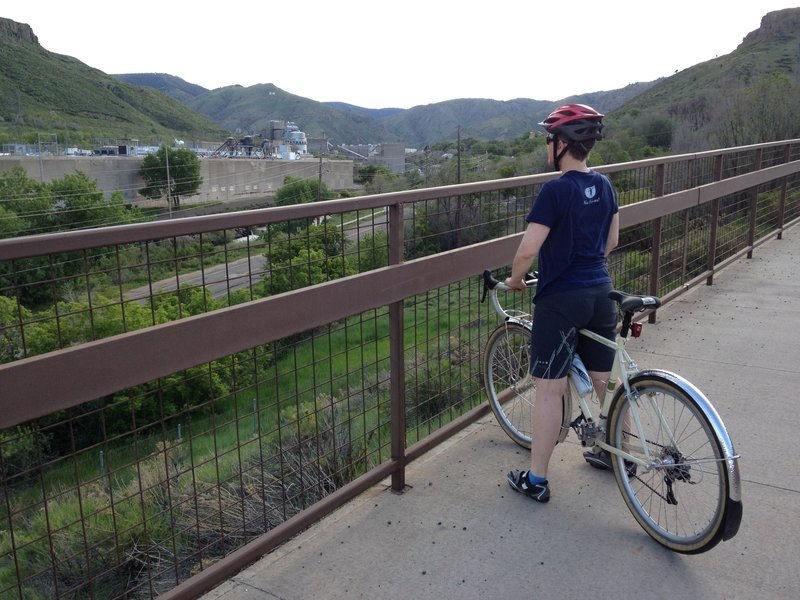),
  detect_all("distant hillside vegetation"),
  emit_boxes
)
[2,8,799,152]
[0,18,230,146]
[612,8,800,150]
[156,82,656,147]
[184,83,399,145]
[114,73,209,105]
